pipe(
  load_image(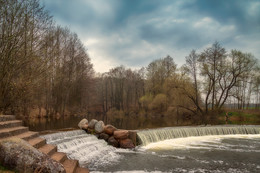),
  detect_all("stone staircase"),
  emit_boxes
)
[0,115,89,173]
